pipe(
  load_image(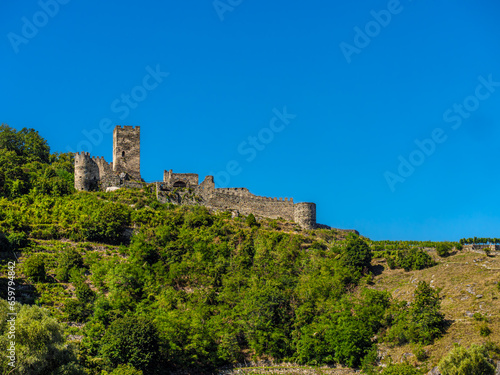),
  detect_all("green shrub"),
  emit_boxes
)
[7,232,29,250]
[23,254,46,281]
[386,249,435,272]
[479,324,492,337]
[439,344,495,375]
[436,242,452,257]
[70,270,96,303]
[99,314,159,372]
[414,345,428,361]
[245,213,259,228]
[107,364,143,375]
[64,299,92,323]
[341,234,372,274]
[56,248,84,282]
[385,281,445,345]
[473,312,487,322]
[0,302,84,374]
